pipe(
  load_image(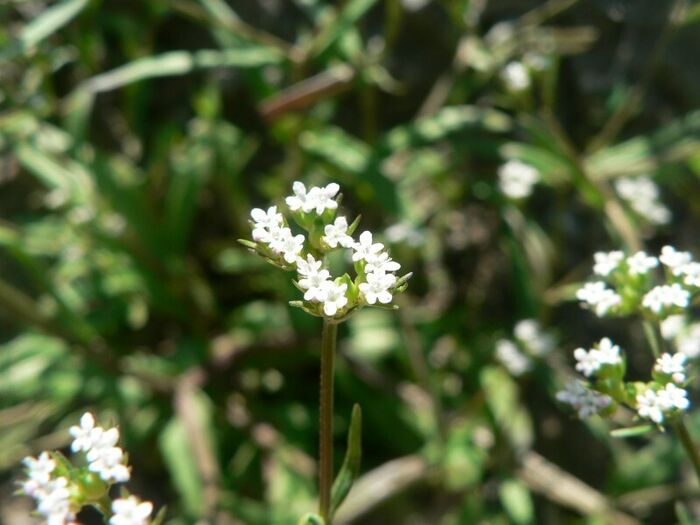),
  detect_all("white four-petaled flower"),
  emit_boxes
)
[322,282,348,316]
[593,250,624,276]
[655,352,687,384]
[323,216,354,249]
[359,271,396,305]
[110,496,154,525]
